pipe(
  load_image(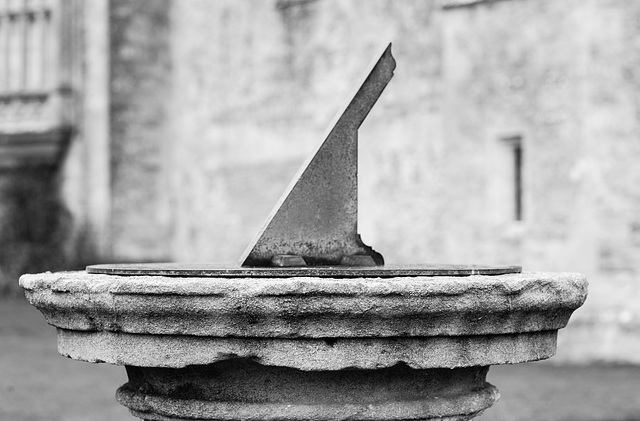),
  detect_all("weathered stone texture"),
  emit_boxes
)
[20,268,585,419]
[20,271,586,337]
[20,270,586,369]
[117,362,496,421]
[56,330,559,371]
